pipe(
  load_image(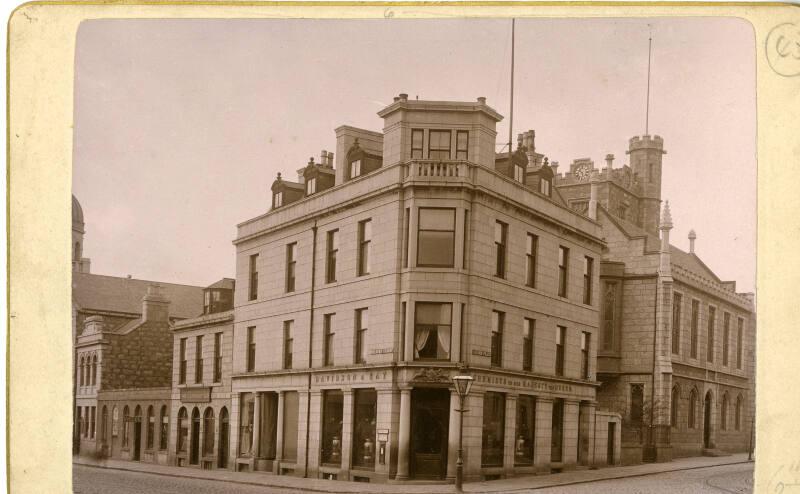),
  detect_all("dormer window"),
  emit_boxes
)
[349,160,361,179]
[274,191,283,208]
[428,130,451,160]
[514,164,525,183]
[306,177,317,195]
[539,178,552,196]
